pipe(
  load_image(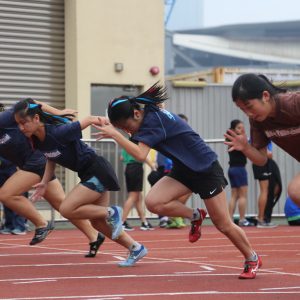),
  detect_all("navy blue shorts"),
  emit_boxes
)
[228,166,248,188]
